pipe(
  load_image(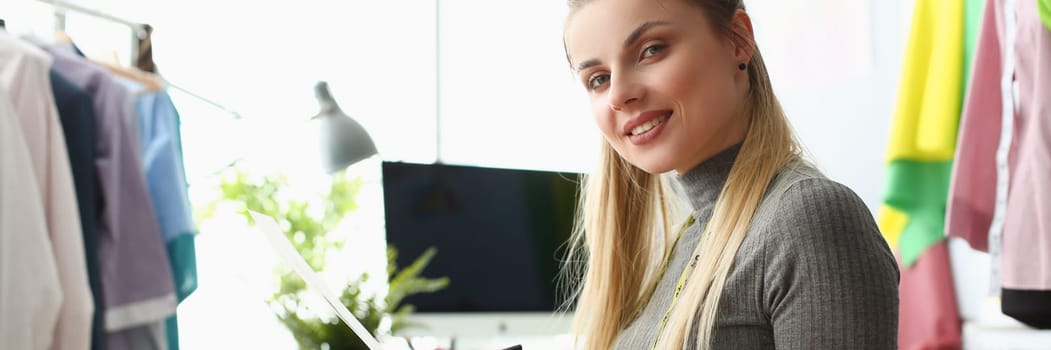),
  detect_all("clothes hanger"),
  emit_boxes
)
[53,30,162,92]
[54,30,73,44]
[80,32,162,92]
[95,59,163,92]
